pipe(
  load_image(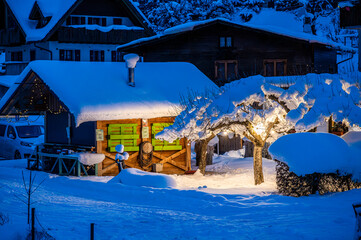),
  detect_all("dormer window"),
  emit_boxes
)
[65,15,128,27]
[220,36,232,48]
[29,1,51,29]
